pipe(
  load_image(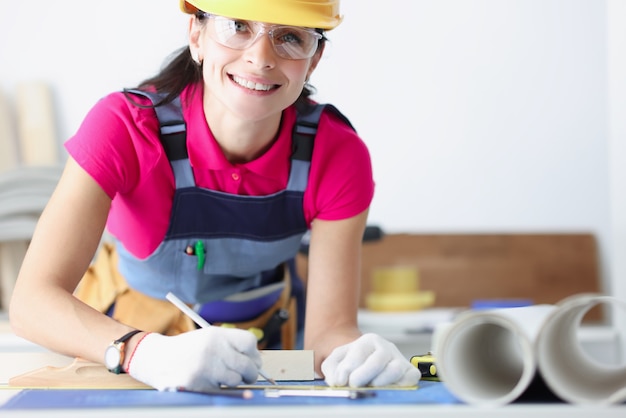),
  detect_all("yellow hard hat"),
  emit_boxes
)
[180,0,342,30]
